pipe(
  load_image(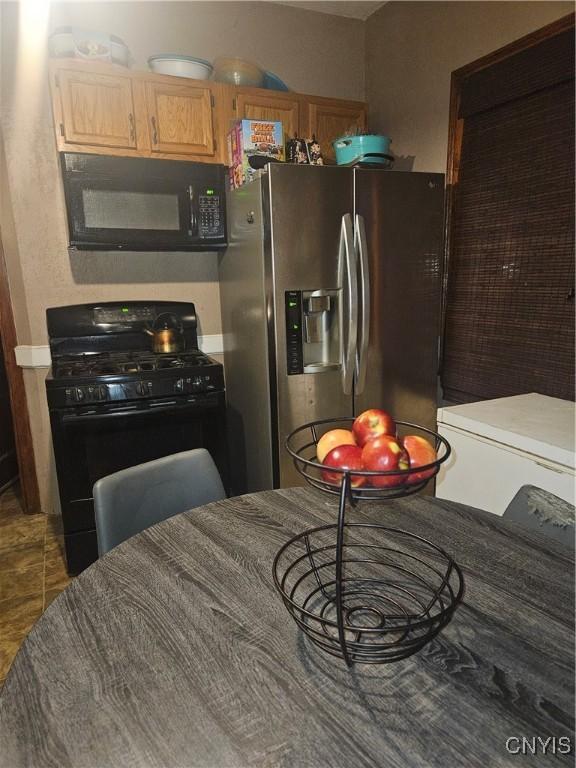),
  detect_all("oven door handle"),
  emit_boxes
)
[60,399,219,423]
